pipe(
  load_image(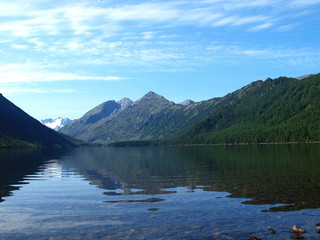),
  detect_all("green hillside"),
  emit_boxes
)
[0,94,77,148]
[176,74,320,144]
